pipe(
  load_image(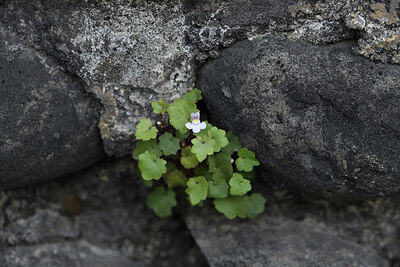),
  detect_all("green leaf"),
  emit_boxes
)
[229,173,251,196]
[135,118,158,141]
[194,121,212,138]
[208,152,233,181]
[185,176,208,205]
[191,136,216,162]
[146,186,177,218]
[183,88,203,103]
[167,99,199,134]
[243,193,266,219]
[176,131,190,141]
[151,98,169,115]
[166,170,187,188]
[213,196,246,220]
[222,131,243,154]
[180,146,199,169]
[159,132,180,156]
[138,151,167,180]
[208,127,229,152]
[208,176,229,199]
[132,139,162,160]
[235,148,260,172]
[194,164,212,180]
